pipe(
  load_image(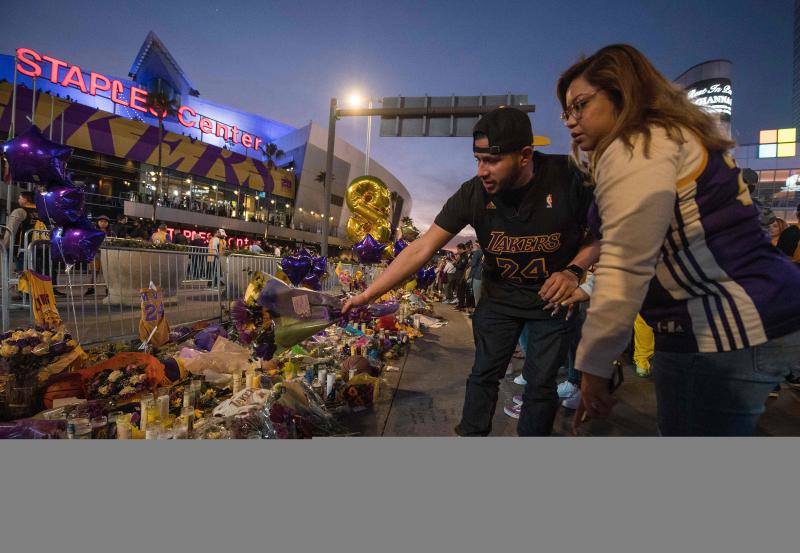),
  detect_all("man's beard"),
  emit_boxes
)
[496,163,526,194]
